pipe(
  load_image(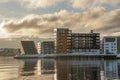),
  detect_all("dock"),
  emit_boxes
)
[14,53,117,59]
